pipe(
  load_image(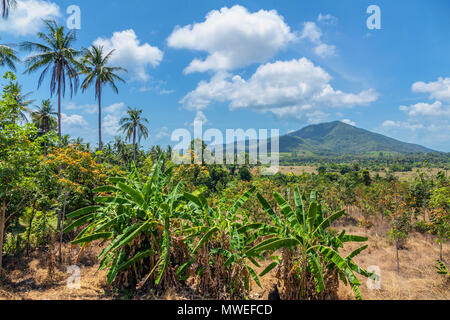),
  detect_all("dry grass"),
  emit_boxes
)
[375,168,446,181]
[0,216,448,300]
[265,166,448,181]
[252,210,449,300]
[277,166,318,175]
[0,243,110,300]
[338,226,449,300]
